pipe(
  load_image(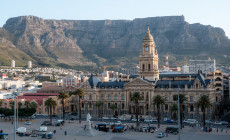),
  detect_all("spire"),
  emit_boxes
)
[143,26,154,41]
